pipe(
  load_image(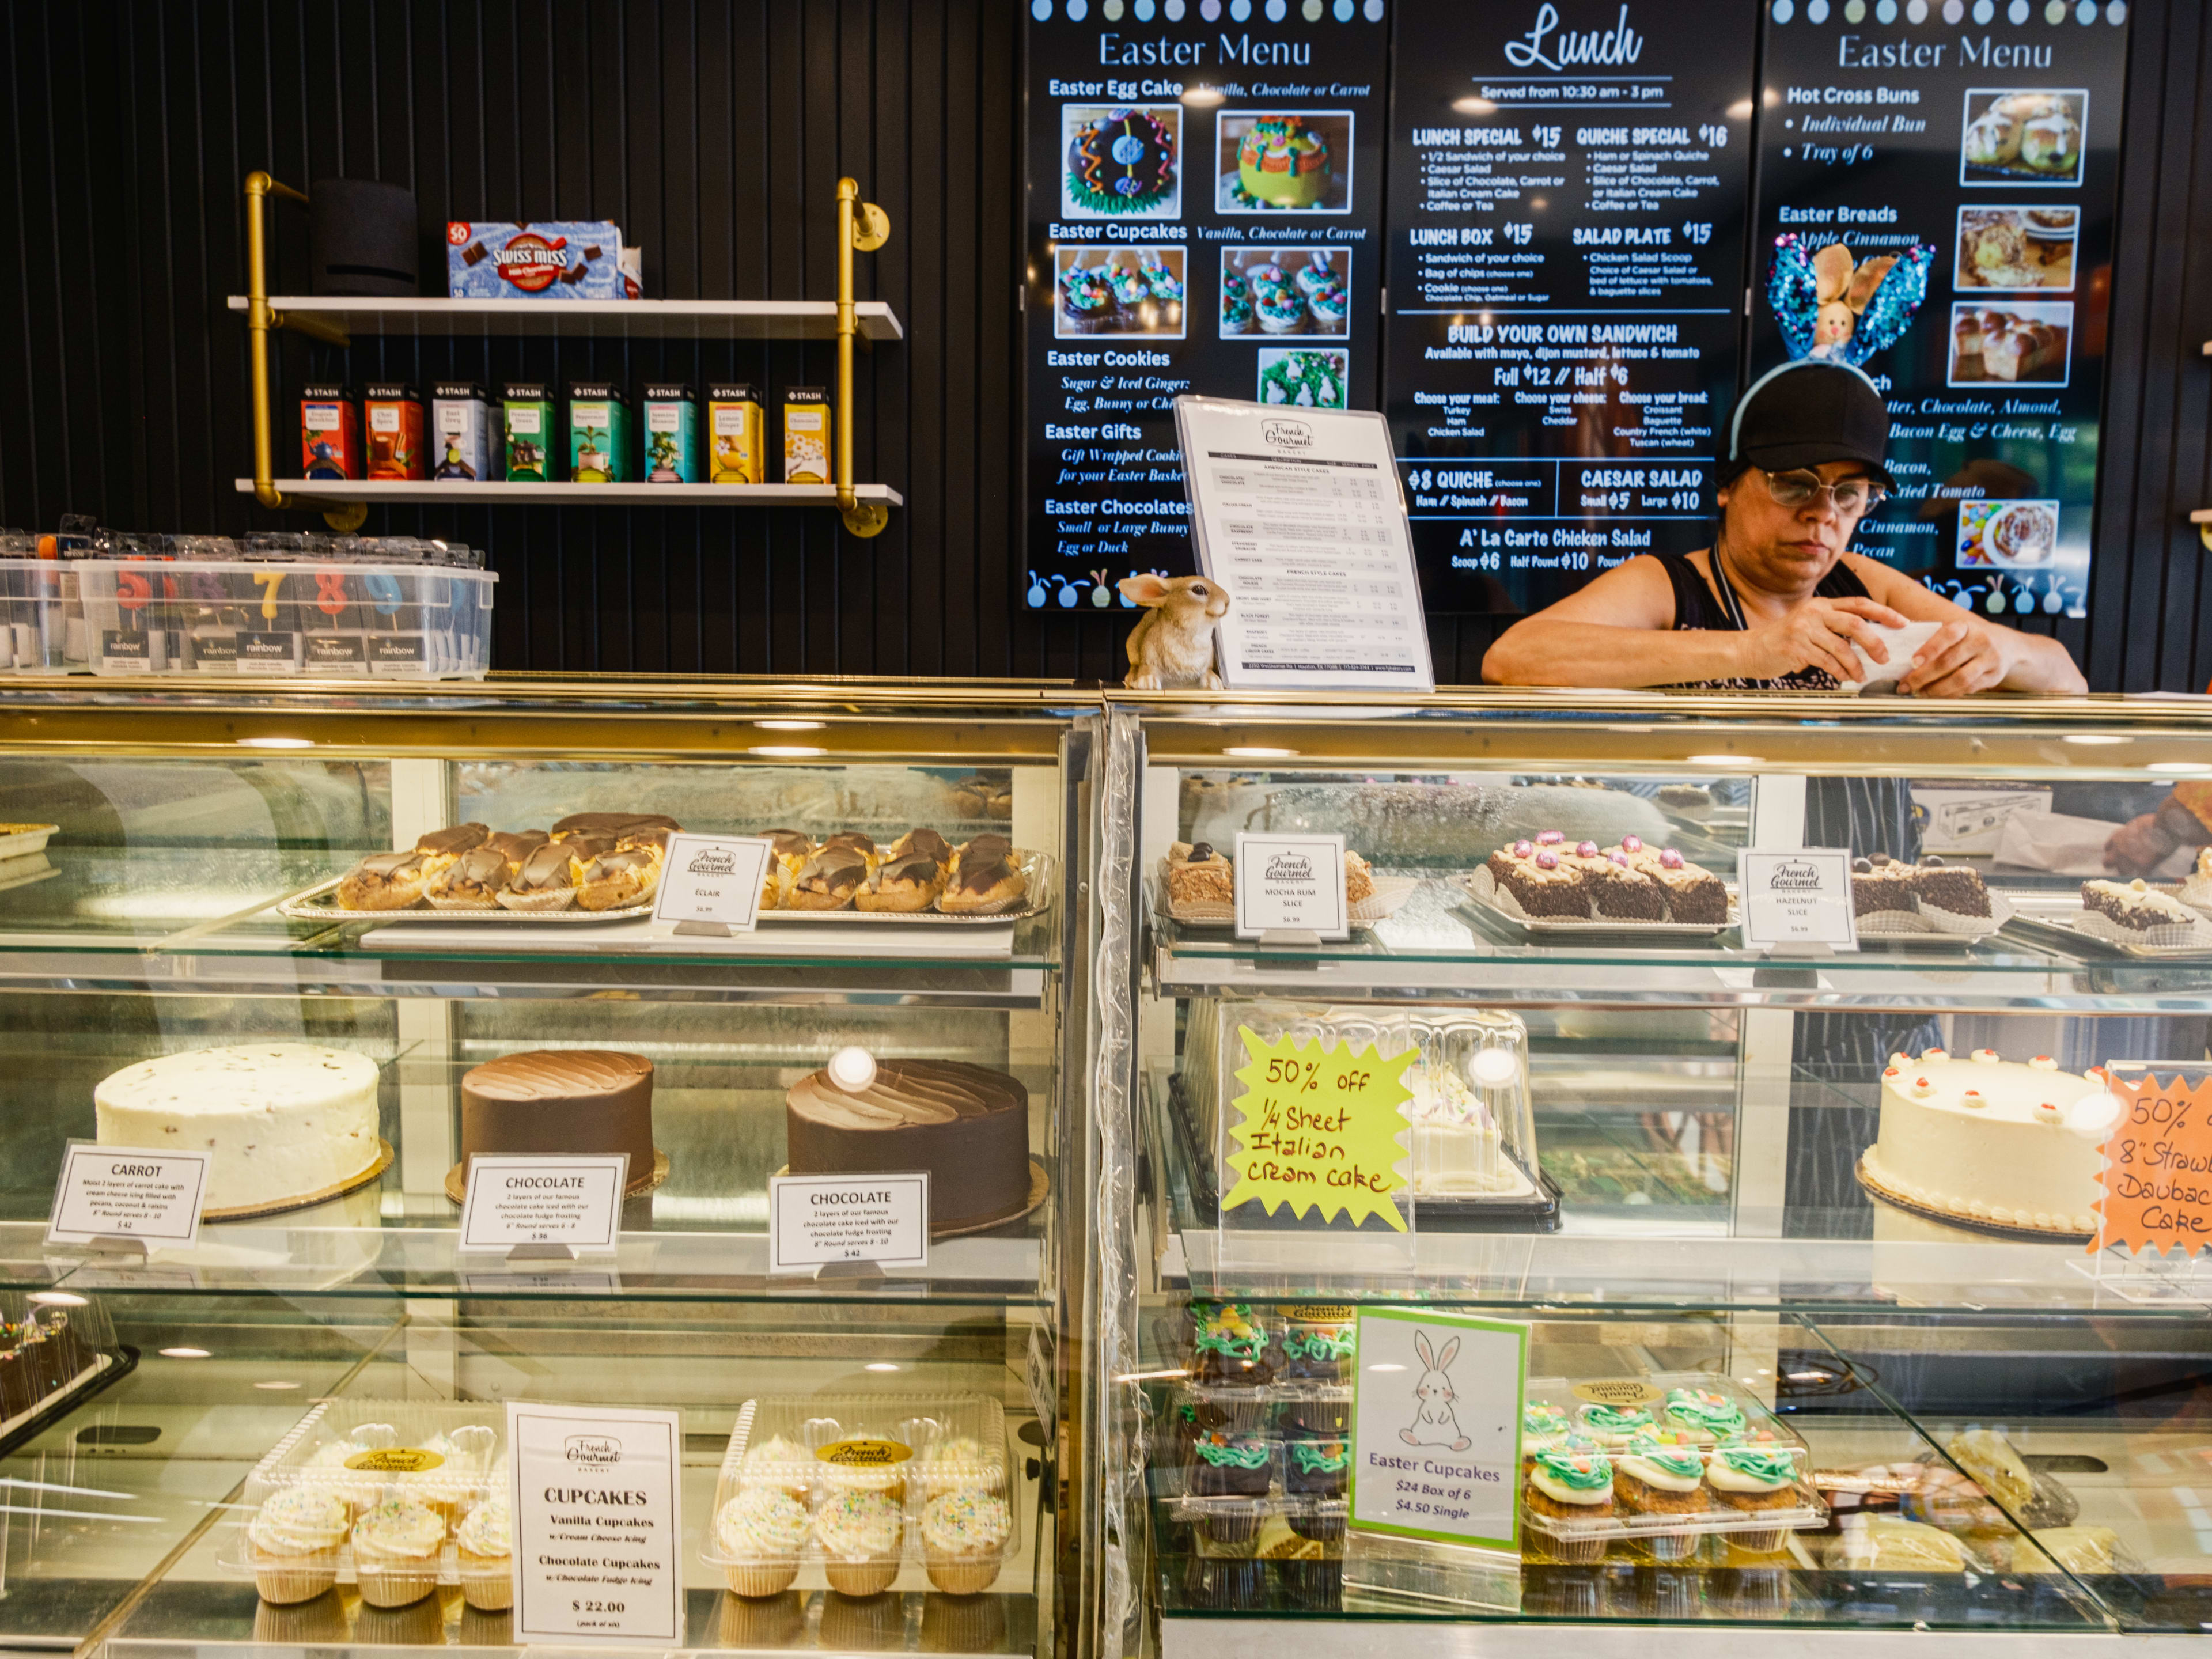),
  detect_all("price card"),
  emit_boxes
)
[1348,1306,1524,1550]
[768,1172,931,1274]
[2094,1072,2212,1257]
[1222,1027,1412,1232]
[459,1155,628,1255]
[1737,848,1859,953]
[46,1142,211,1249]
[1233,832,1350,940]
[652,834,774,933]
[506,1401,684,1647]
